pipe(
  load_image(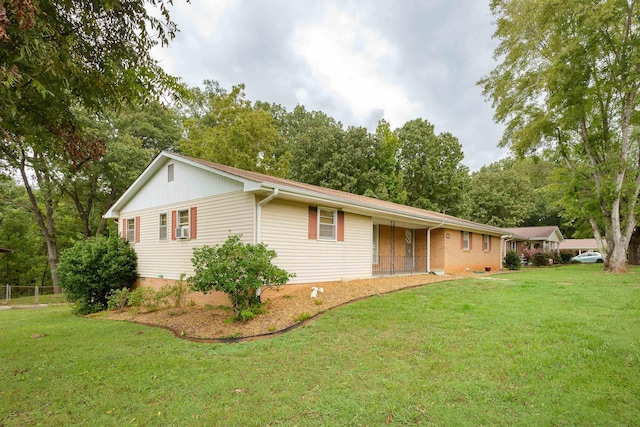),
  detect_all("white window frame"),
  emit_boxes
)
[126,218,135,243]
[317,207,337,241]
[463,231,470,250]
[159,212,168,241]
[483,234,490,251]
[175,208,190,239]
[168,163,174,182]
[372,224,379,264]
[509,241,517,252]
